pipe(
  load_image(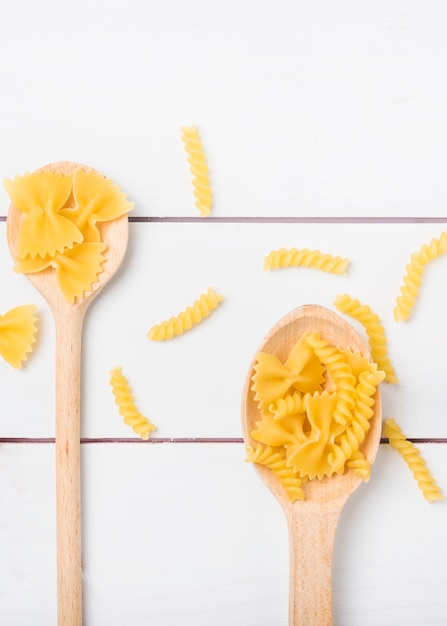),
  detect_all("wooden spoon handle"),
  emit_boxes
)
[55,309,85,626]
[287,501,345,626]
